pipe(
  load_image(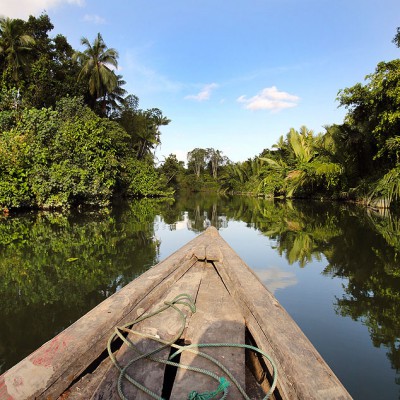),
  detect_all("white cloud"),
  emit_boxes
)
[82,14,105,24]
[255,268,297,294]
[185,83,218,101]
[0,0,84,19]
[237,86,300,112]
